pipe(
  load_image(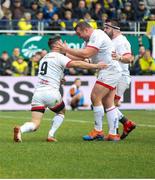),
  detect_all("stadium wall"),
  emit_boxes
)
[0,76,155,110]
[0,34,151,57]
